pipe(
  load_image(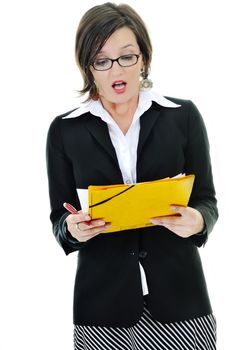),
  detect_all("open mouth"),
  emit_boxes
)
[112,81,127,93]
